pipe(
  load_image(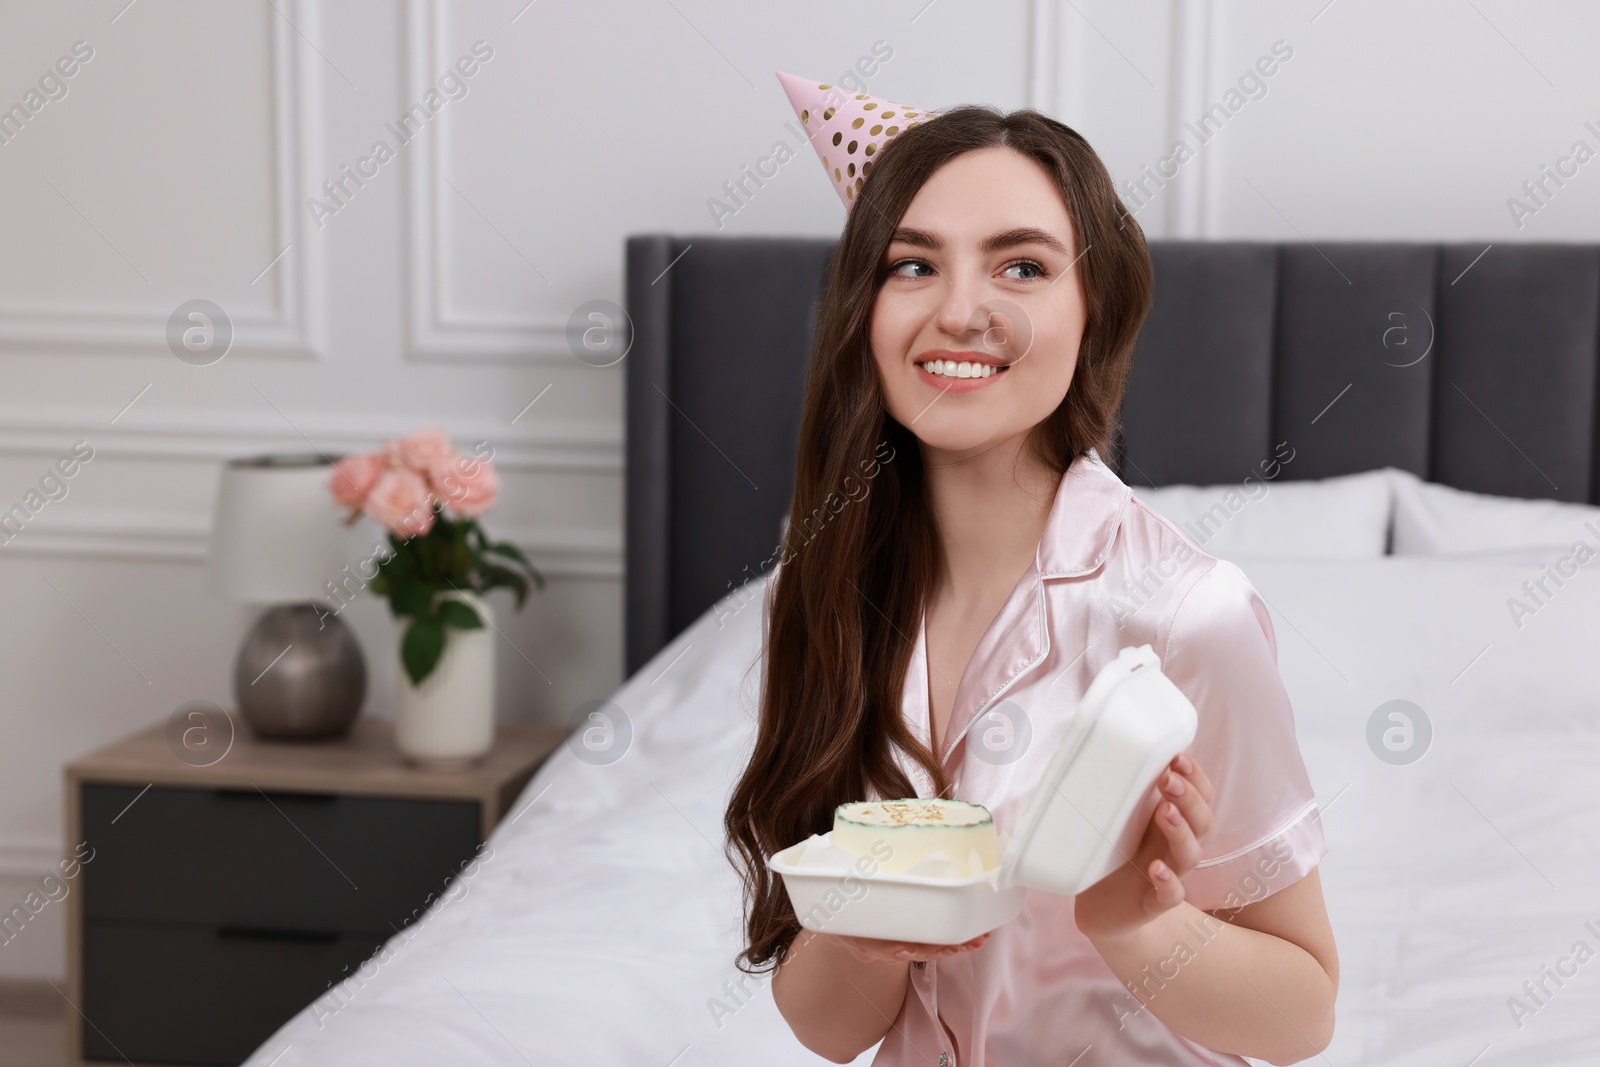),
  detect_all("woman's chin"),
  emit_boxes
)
[910,426,1026,463]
